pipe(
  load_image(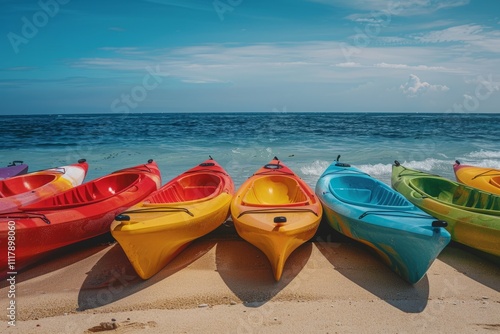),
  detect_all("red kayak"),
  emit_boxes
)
[0,159,89,214]
[0,159,161,274]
